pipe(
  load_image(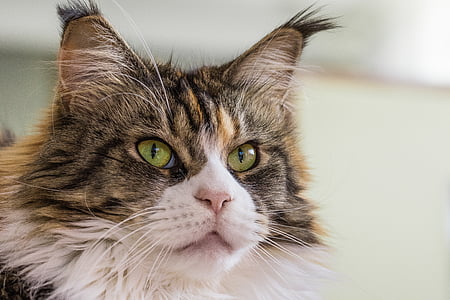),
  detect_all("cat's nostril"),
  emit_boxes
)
[194,189,232,214]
